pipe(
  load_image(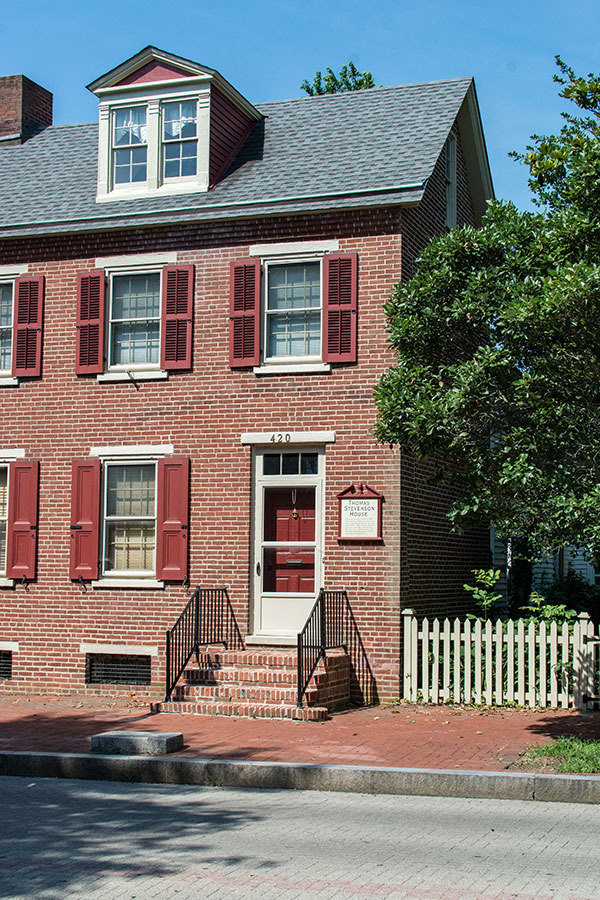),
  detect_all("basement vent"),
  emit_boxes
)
[0,650,12,679]
[85,653,151,686]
